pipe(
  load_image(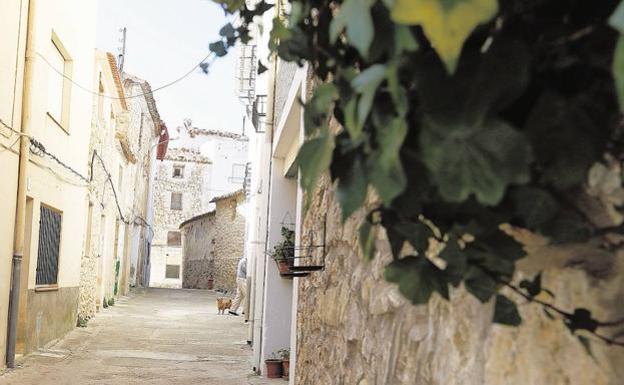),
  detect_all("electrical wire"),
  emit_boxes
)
[36,51,216,100]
